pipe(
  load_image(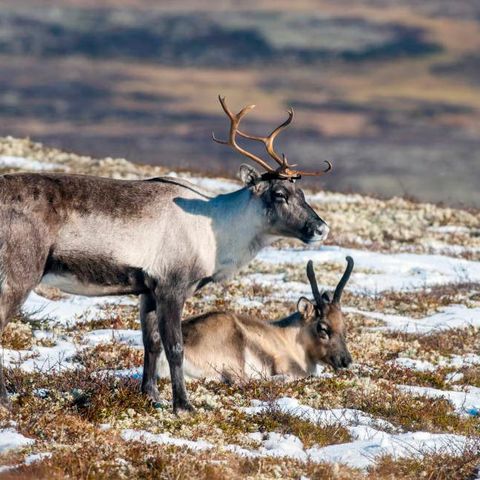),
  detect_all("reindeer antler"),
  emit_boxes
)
[333,256,354,303]
[212,95,332,180]
[306,260,324,308]
[237,108,294,167]
[212,96,276,174]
